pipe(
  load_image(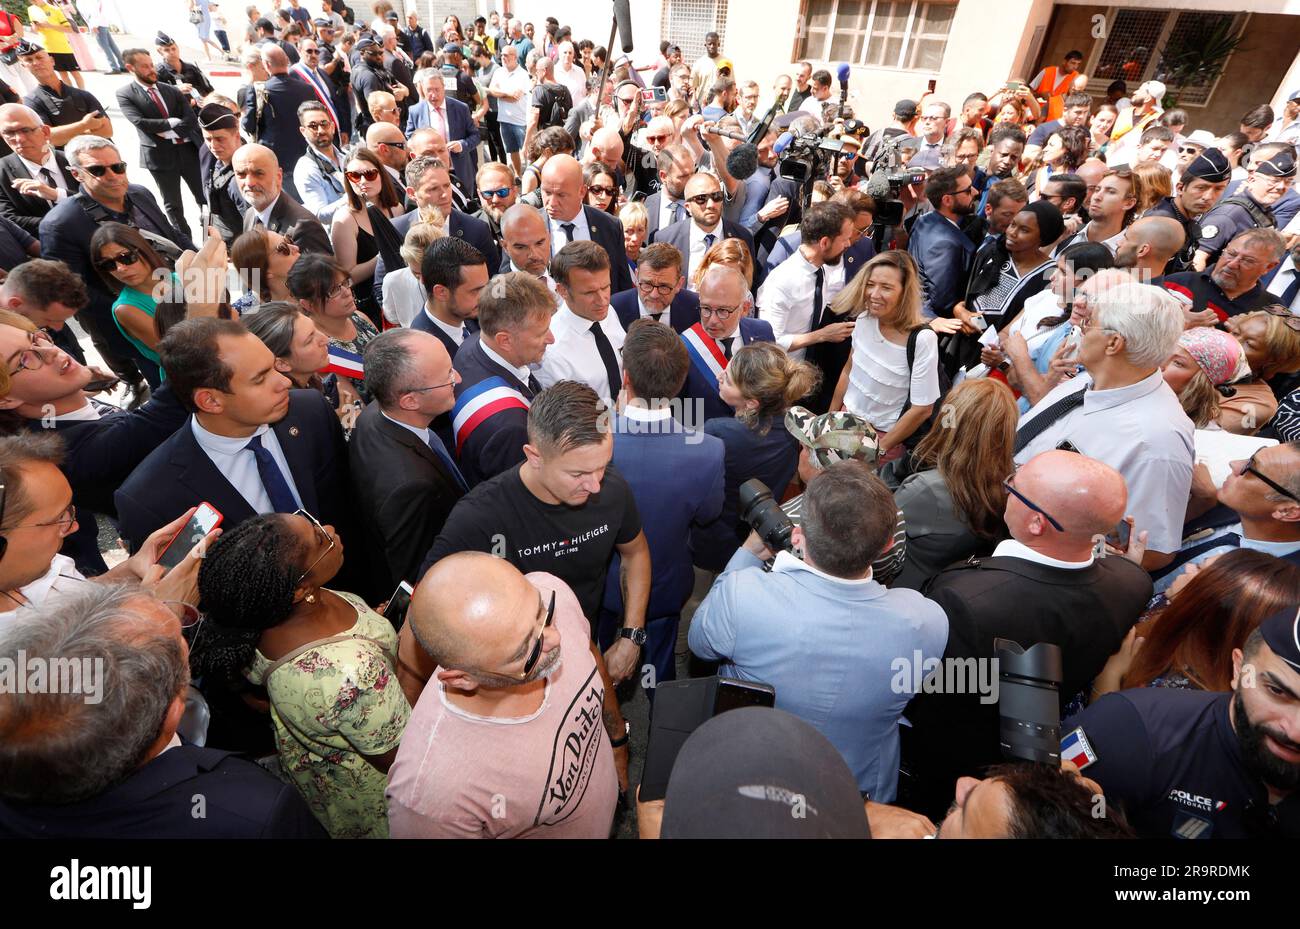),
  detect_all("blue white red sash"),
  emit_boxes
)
[451,376,531,454]
[291,64,339,129]
[321,345,364,379]
[681,323,727,393]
